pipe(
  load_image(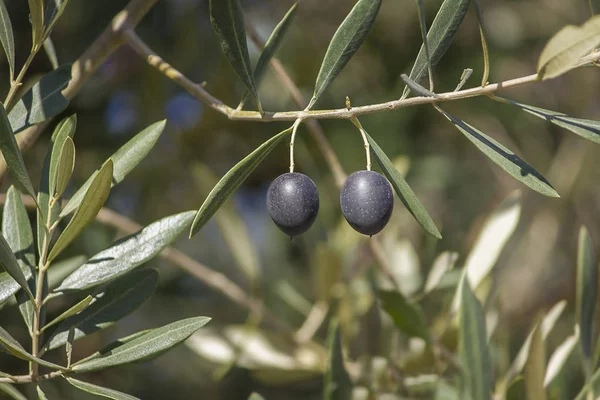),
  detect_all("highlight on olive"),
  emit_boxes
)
[340,170,393,236]
[267,172,320,236]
